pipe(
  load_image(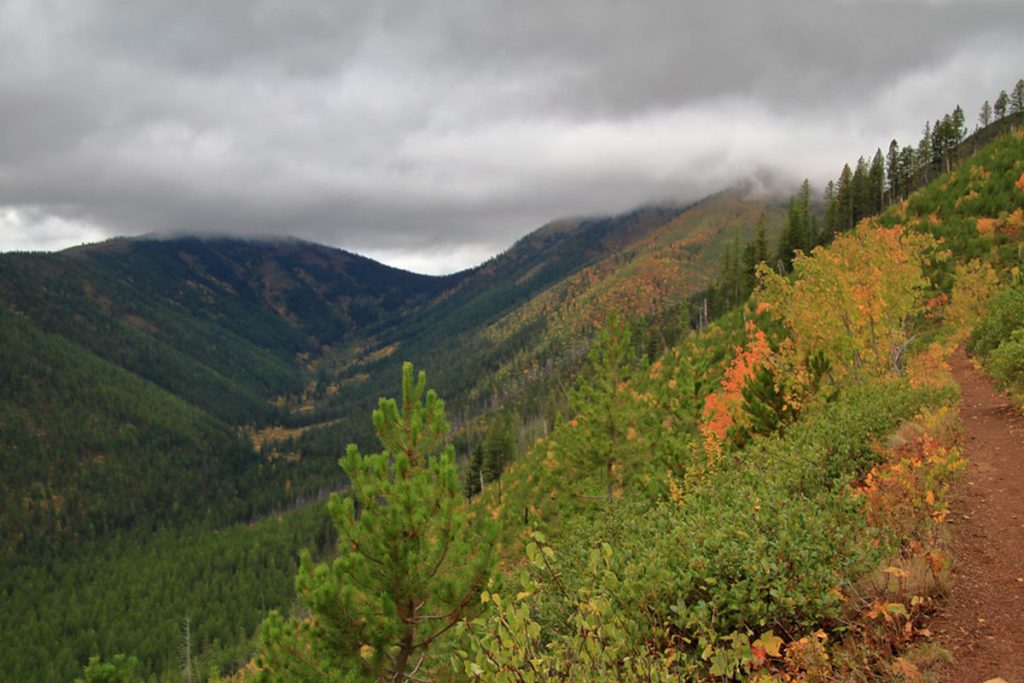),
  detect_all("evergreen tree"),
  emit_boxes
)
[978,99,993,129]
[917,122,932,185]
[257,363,495,682]
[897,146,916,196]
[851,157,871,225]
[777,181,811,270]
[776,200,799,272]
[1012,79,1024,116]
[742,215,771,290]
[886,140,900,203]
[869,149,885,215]
[482,410,516,484]
[76,655,143,683]
[951,105,966,145]
[799,178,814,247]
[994,90,1009,120]
[464,443,485,498]
[716,238,744,309]
[822,181,838,243]
[567,315,645,502]
[836,163,854,232]
[933,115,954,173]
[807,210,819,253]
